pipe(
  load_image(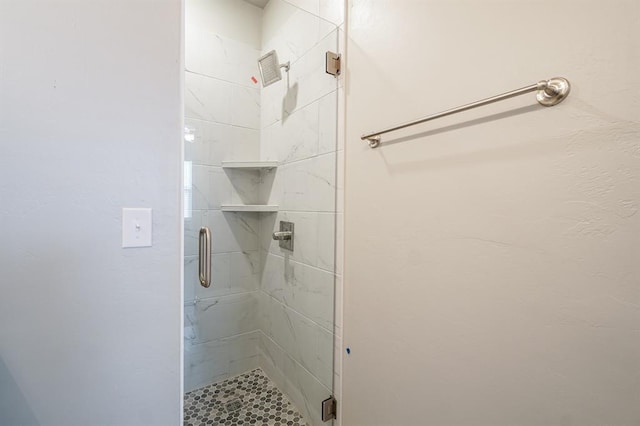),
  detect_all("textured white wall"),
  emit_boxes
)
[344,0,640,425]
[0,1,182,424]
